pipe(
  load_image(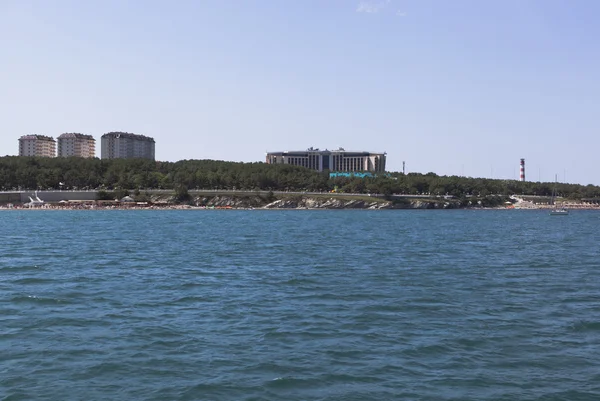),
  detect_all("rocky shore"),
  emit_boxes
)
[186,194,464,209]
[1,194,464,210]
[4,193,599,210]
